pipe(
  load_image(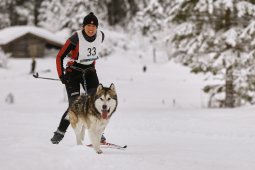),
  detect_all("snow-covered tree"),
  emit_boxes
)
[0,0,42,28]
[0,0,11,28]
[168,0,255,107]
[33,0,44,26]
[38,0,71,32]
[38,0,140,32]
[101,0,139,26]
[0,0,27,28]
[38,0,106,32]
[131,0,165,36]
